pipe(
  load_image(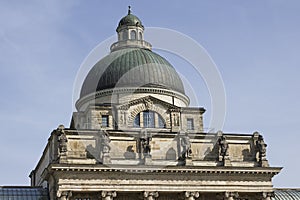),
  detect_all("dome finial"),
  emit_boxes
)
[128,6,131,15]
